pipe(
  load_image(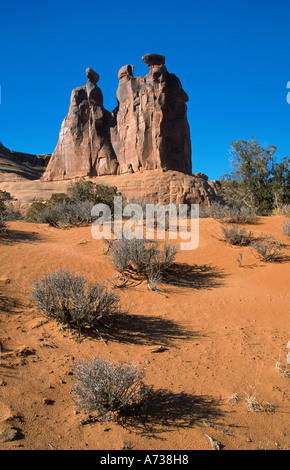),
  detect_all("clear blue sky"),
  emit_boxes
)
[1,0,290,180]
